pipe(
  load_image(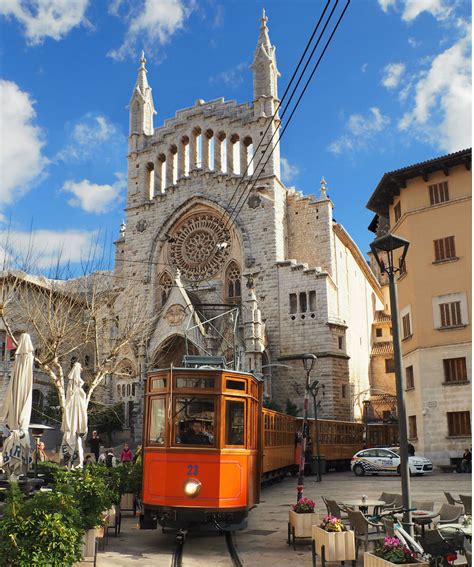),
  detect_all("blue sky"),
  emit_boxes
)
[0,0,471,273]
